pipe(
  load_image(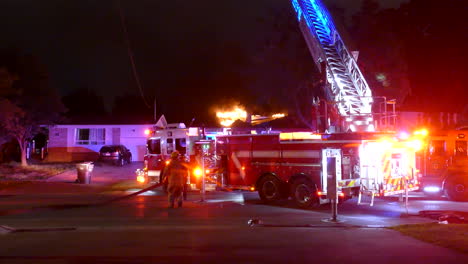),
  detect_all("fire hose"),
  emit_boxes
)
[0,182,164,217]
[0,182,164,233]
[98,182,163,205]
